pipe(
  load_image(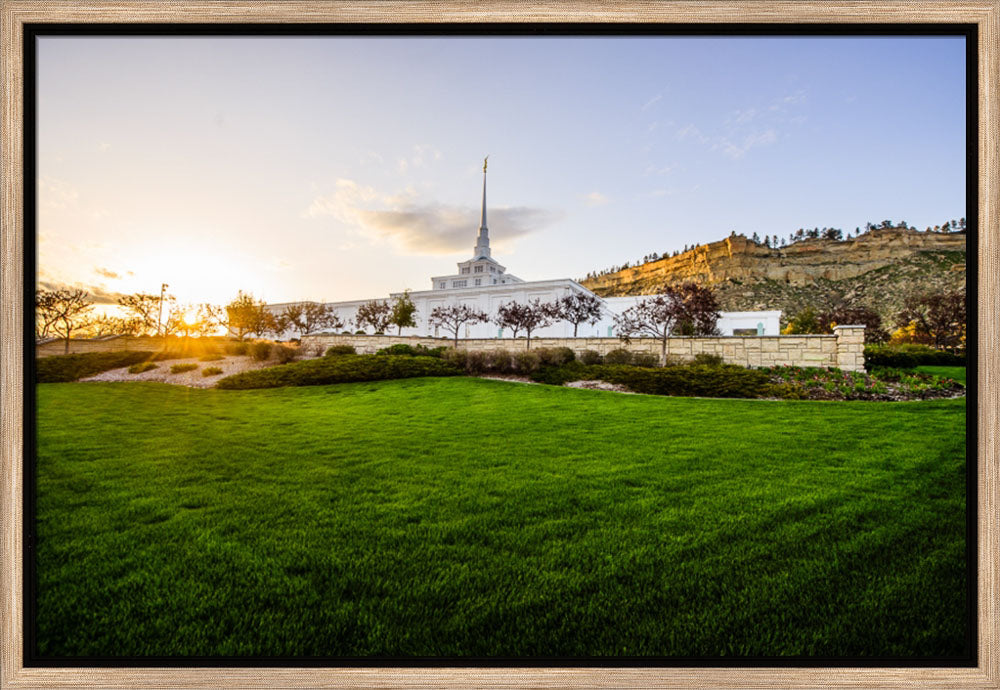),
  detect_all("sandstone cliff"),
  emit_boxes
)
[580,228,966,325]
